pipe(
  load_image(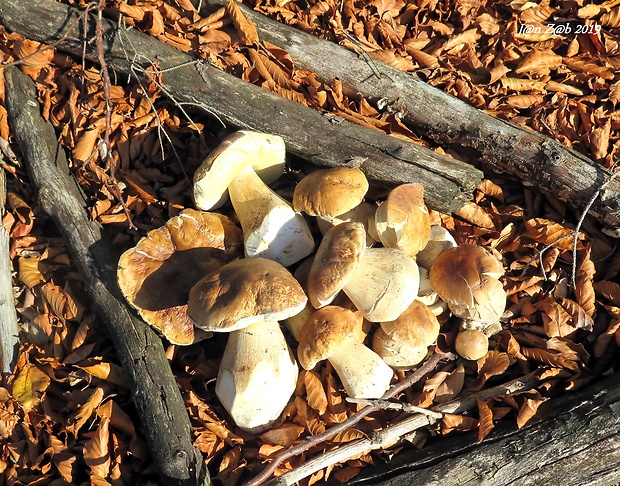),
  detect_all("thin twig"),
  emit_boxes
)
[346,398,444,418]
[265,371,542,486]
[243,352,453,486]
